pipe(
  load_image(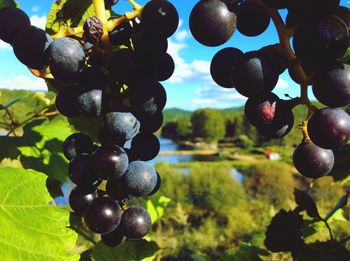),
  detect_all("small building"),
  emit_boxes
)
[264,151,281,161]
